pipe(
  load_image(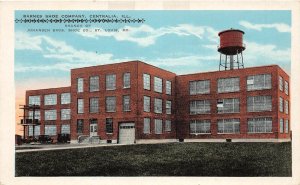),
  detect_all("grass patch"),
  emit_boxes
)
[15,142,292,176]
